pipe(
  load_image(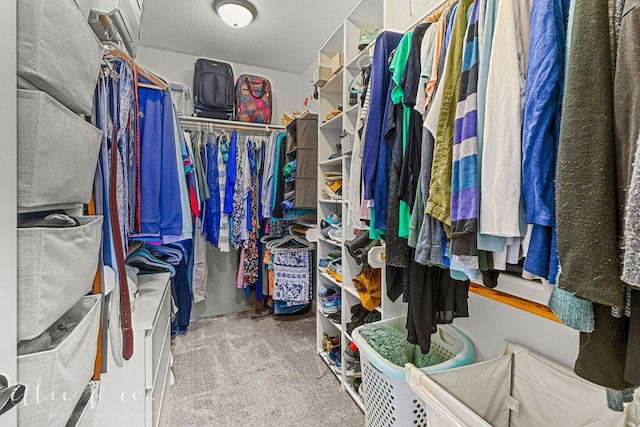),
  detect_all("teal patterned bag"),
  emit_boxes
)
[235,74,272,124]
